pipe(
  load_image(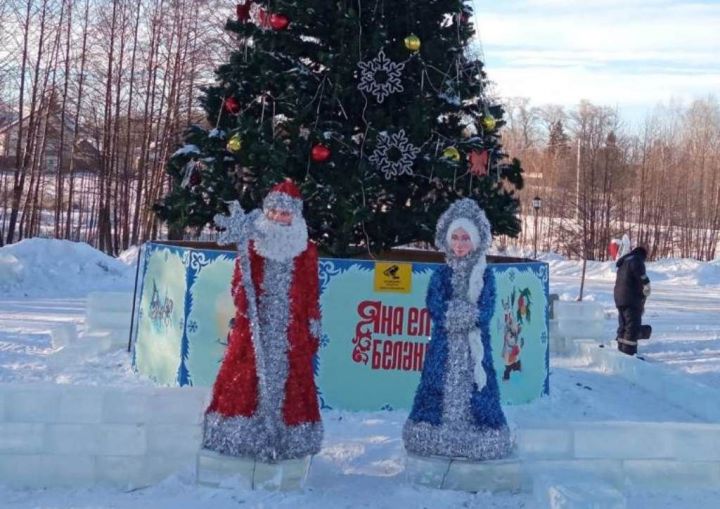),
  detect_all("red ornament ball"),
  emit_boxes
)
[311,144,331,163]
[189,171,201,187]
[224,97,241,114]
[269,13,289,31]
